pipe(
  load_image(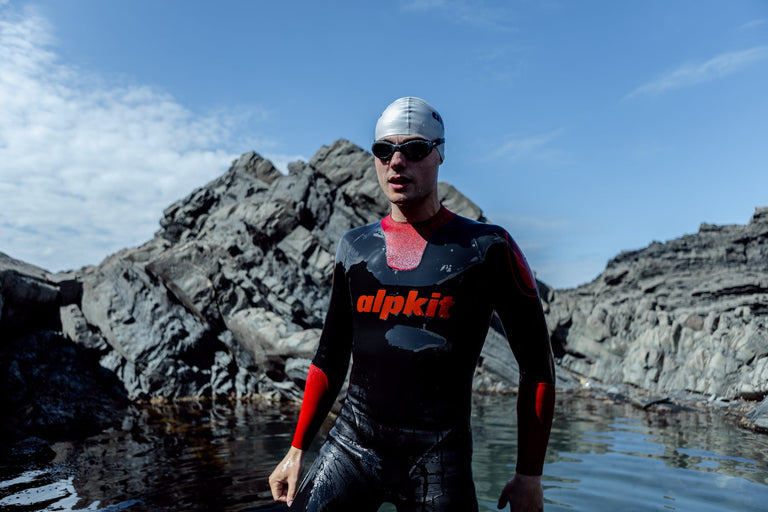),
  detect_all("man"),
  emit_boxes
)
[269,97,556,511]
